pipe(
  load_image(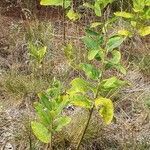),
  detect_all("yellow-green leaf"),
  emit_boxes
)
[138,26,150,36]
[67,9,80,21]
[53,116,71,132]
[31,121,51,143]
[106,36,125,52]
[40,0,71,8]
[130,21,137,27]
[91,22,102,28]
[70,94,92,109]
[118,29,132,37]
[67,78,96,94]
[95,97,114,124]
[114,11,134,18]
